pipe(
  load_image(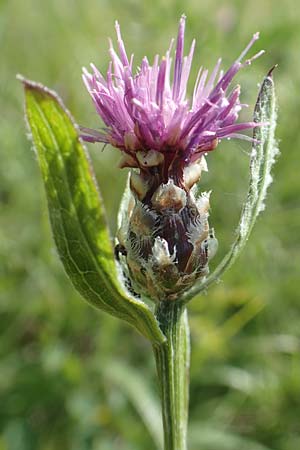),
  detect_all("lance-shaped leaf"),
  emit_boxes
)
[19,76,165,344]
[102,360,163,450]
[184,68,278,302]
